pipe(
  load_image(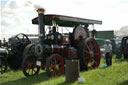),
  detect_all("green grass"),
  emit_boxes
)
[0,58,128,85]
